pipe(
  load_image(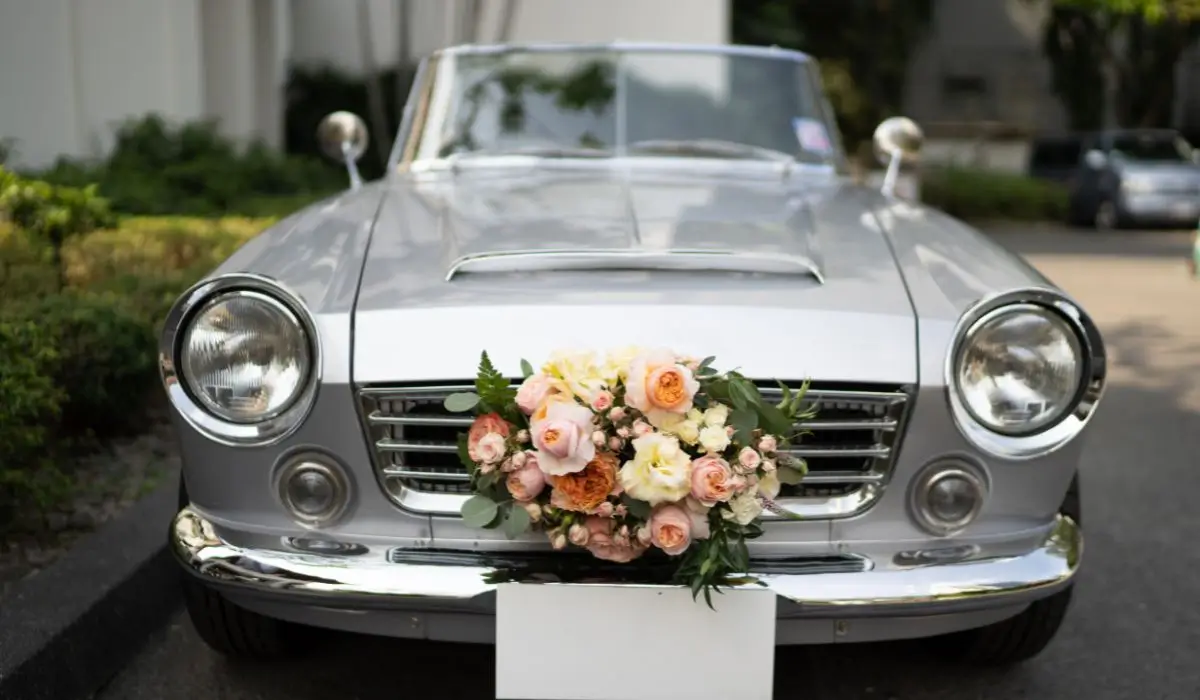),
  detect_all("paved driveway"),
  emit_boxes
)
[97,226,1200,700]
